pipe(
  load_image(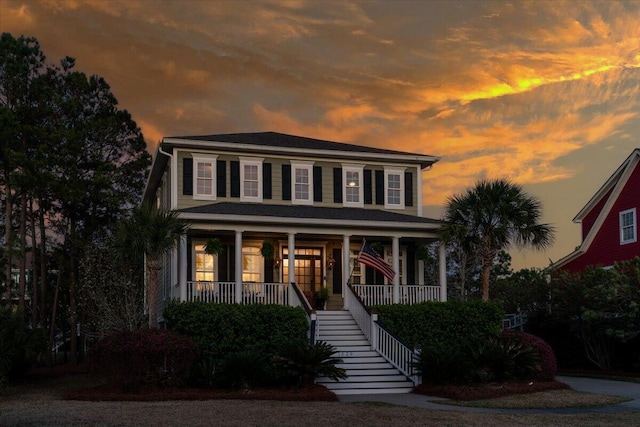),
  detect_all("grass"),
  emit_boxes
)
[439,389,631,409]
